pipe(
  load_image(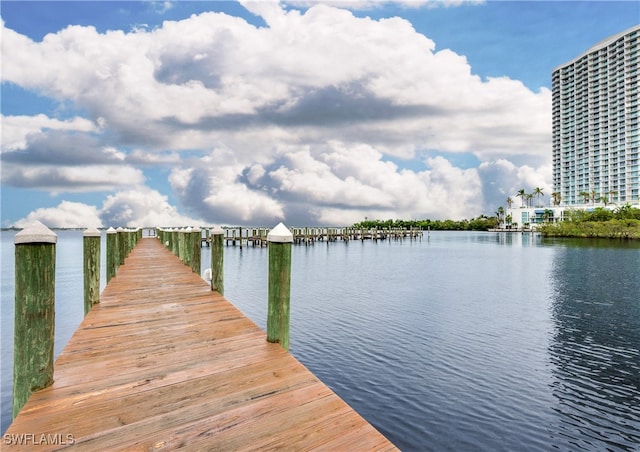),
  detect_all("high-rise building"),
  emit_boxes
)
[552,24,639,207]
